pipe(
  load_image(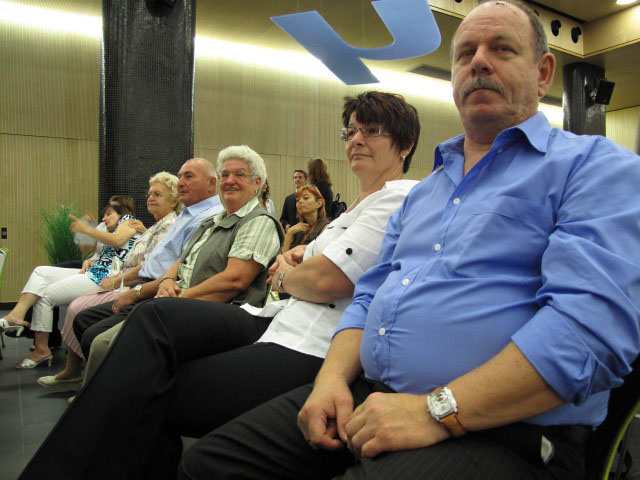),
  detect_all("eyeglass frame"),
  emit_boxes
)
[217,169,257,181]
[339,125,392,142]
